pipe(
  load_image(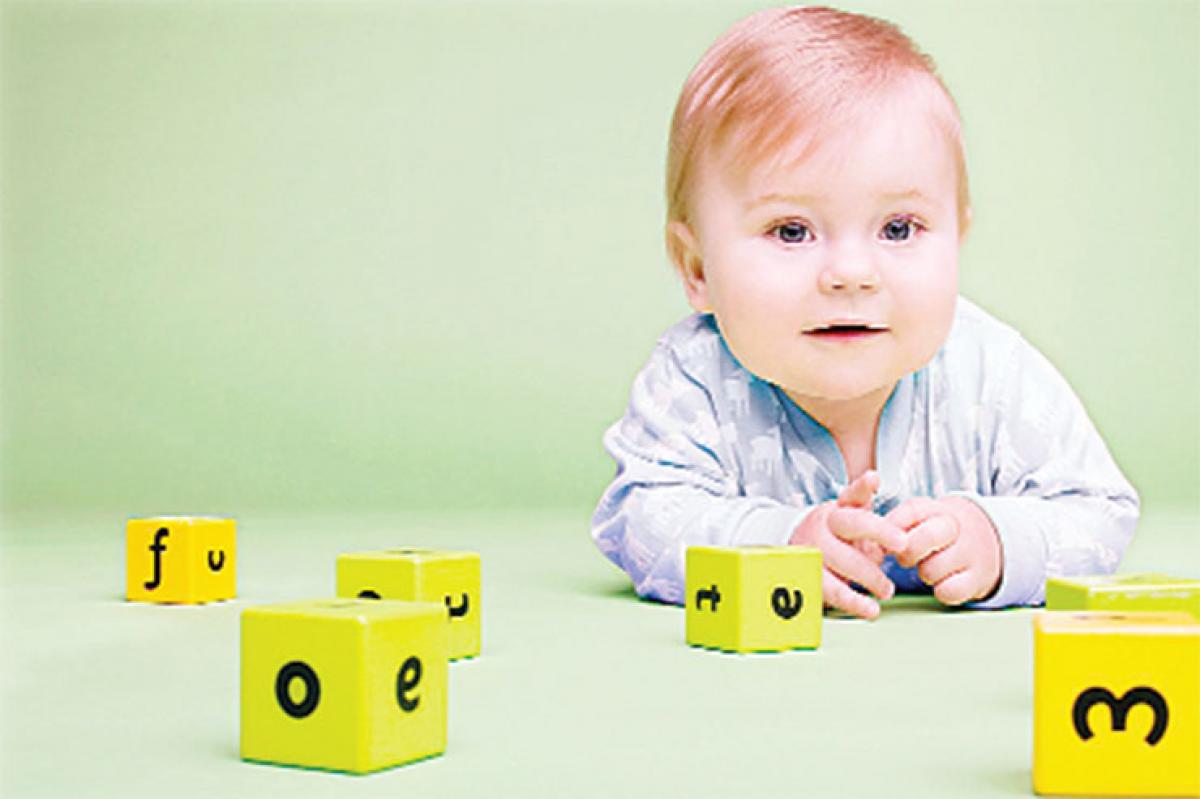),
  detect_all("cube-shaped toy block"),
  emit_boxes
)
[1047,573,1200,620]
[336,549,481,660]
[125,516,236,604]
[241,598,448,774]
[685,546,822,653]
[1033,611,1200,796]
